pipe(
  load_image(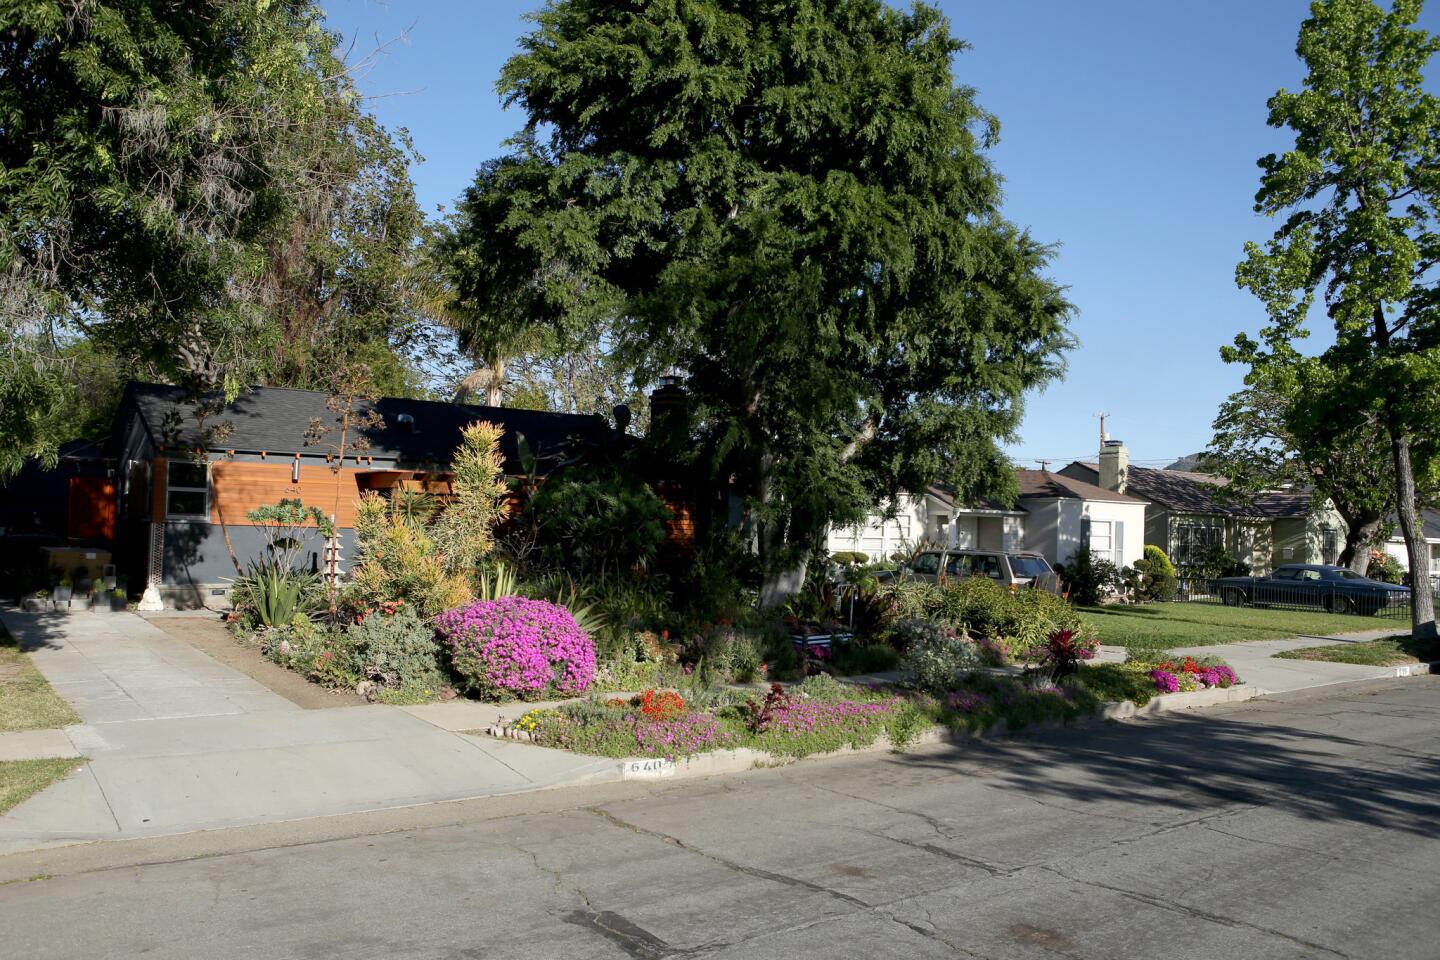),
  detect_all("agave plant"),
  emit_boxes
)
[475,561,520,601]
[237,561,323,628]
